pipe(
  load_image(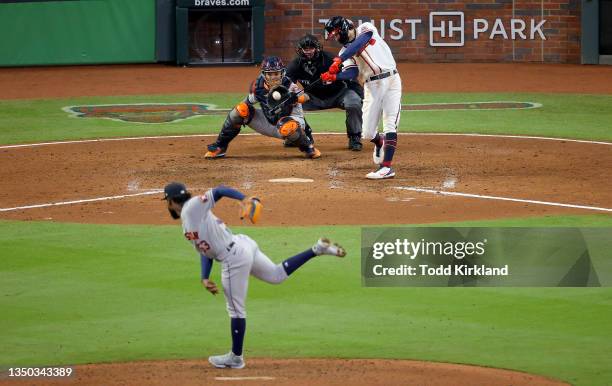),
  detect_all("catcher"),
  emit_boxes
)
[205,56,321,159]
[162,182,346,369]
